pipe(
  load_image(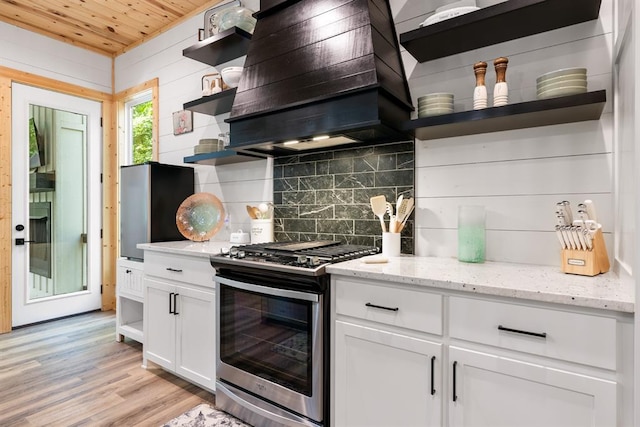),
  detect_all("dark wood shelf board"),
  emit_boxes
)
[183,150,265,166]
[183,27,252,67]
[184,88,237,116]
[403,90,606,140]
[400,0,602,62]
